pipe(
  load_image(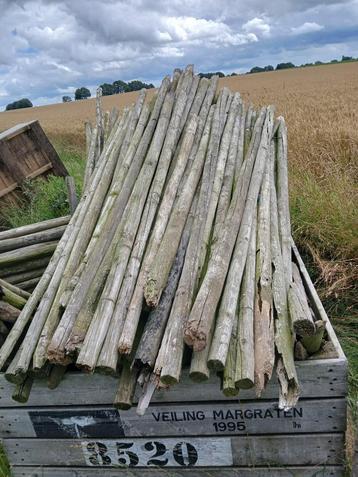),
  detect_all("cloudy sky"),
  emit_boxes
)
[0,0,357,108]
